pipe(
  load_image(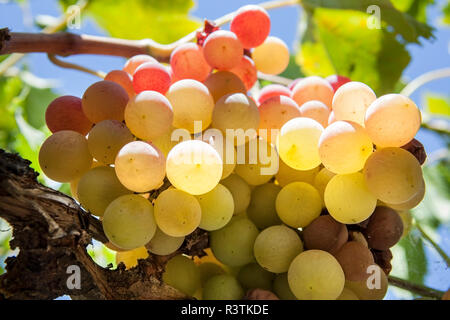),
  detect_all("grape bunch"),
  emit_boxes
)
[38,4,425,300]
